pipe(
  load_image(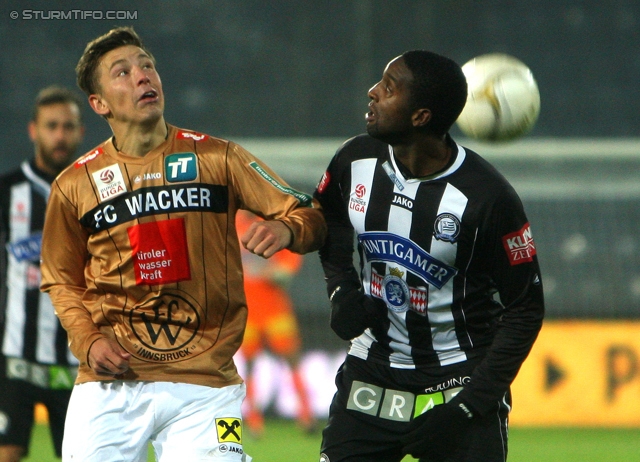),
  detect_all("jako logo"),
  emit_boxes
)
[165,153,197,182]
